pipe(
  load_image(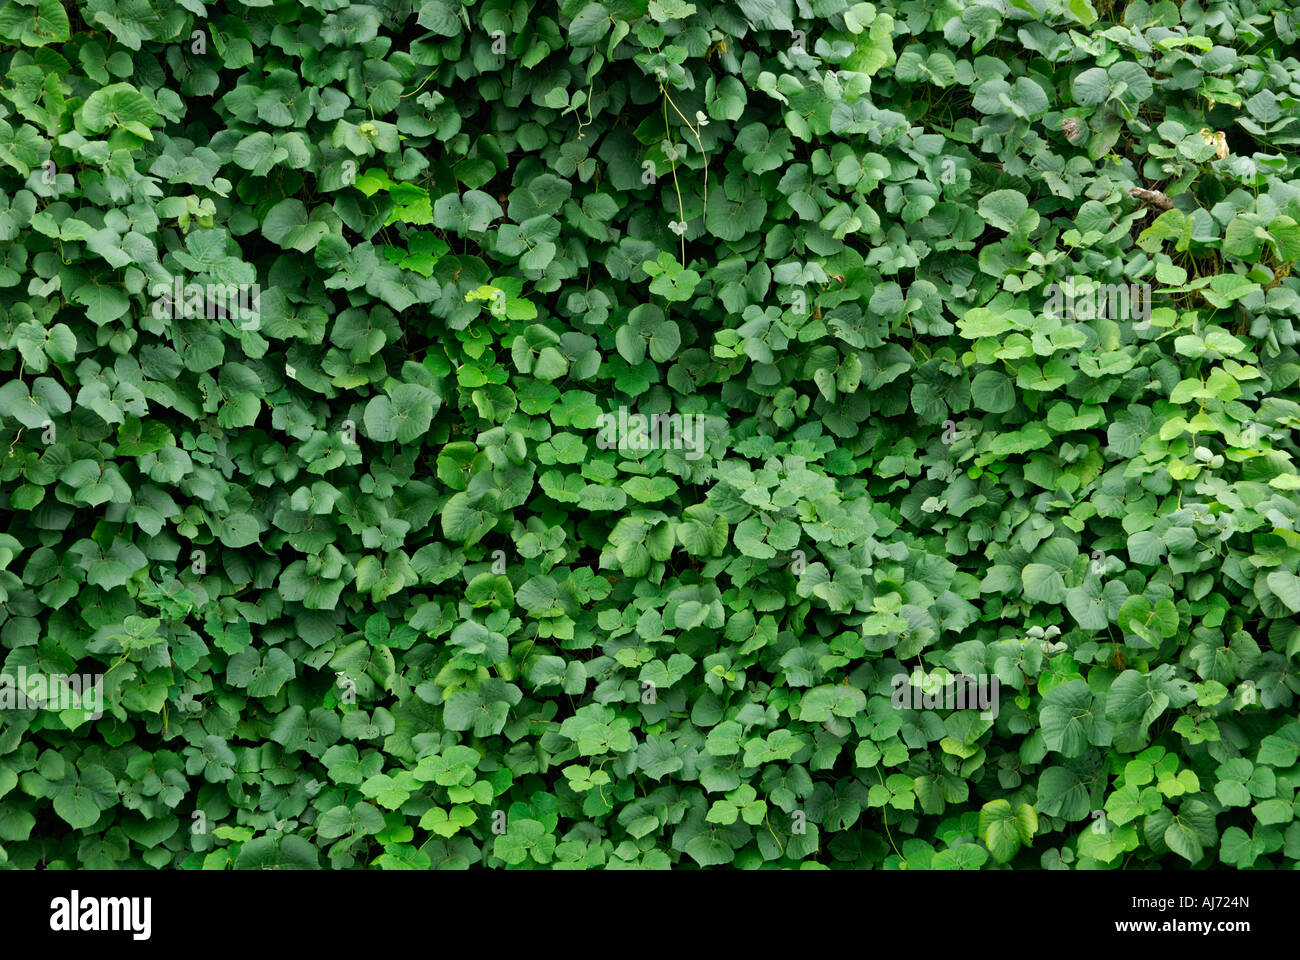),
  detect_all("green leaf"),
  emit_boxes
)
[80,82,156,137]
[978,190,1029,232]
[971,369,1015,413]
[979,799,1037,863]
[262,198,328,252]
[1022,563,1066,604]
[1164,821,1203,863]
[569,3,611,45]
[1267,571,1300,613]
